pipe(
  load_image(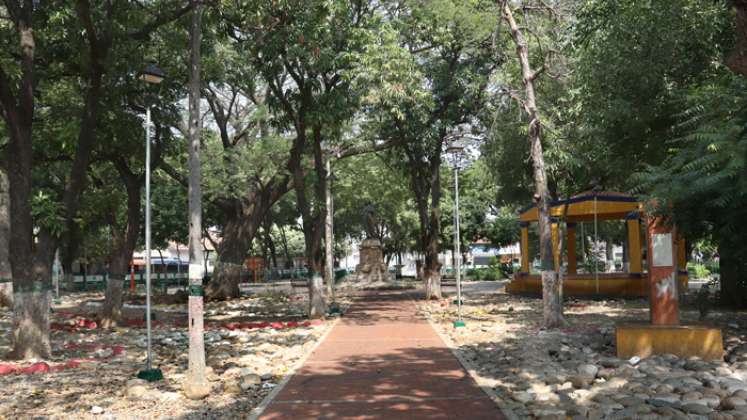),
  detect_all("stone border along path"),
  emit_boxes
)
[254,291,505,419]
